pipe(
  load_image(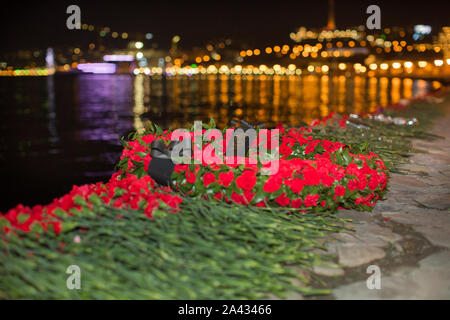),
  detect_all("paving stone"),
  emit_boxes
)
[389,174,430,188]
[414,193,450,210]
[410,152,450,167]
[337,244,386,267]
[354,222,402,244]
[413,225,450,248]
[335,222,401,248]
[372,198,404,212]
[333,251,450,299]
[382,210,450,228]
[313,266,345,277]
[333,275,423,299]
[419,250,450,269]
[422,175,450,187]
